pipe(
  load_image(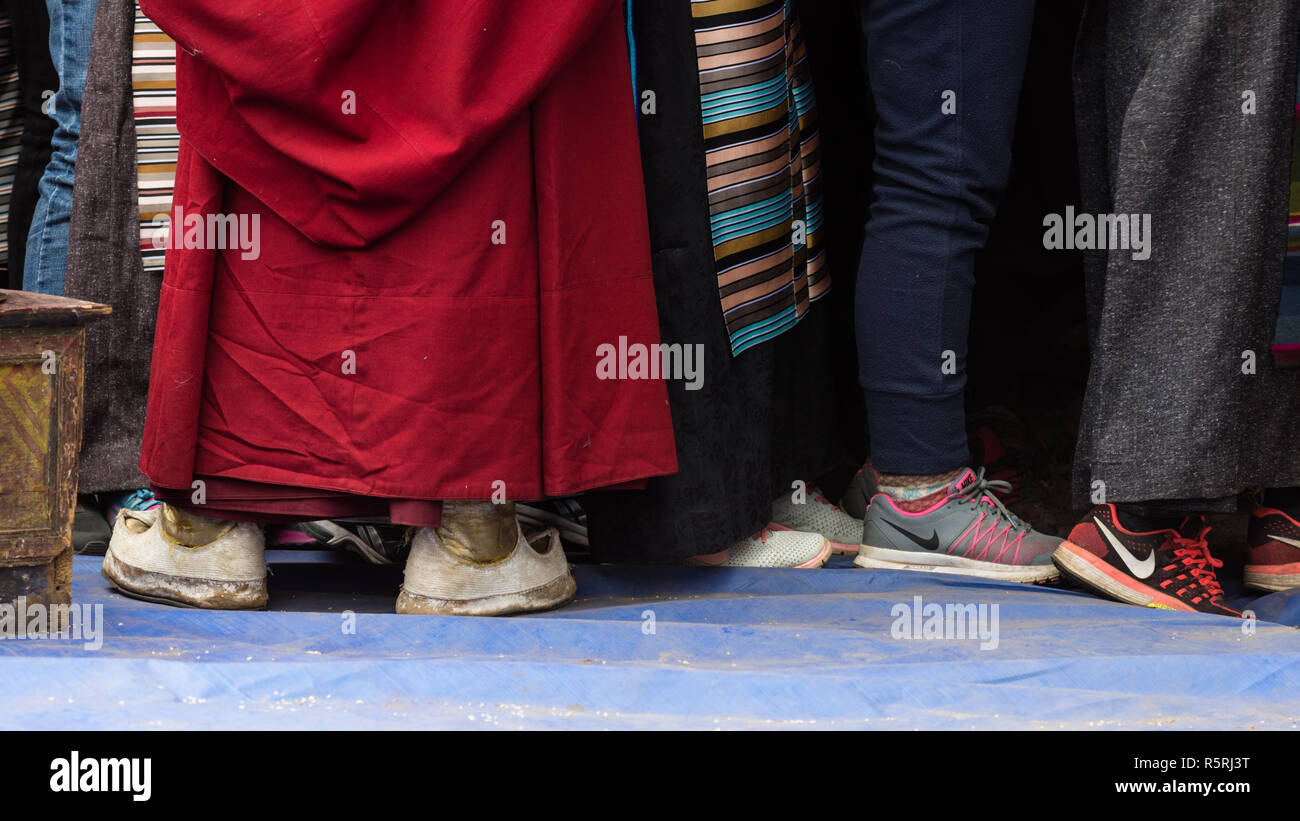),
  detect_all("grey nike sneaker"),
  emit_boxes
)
[855,468,1061,582]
